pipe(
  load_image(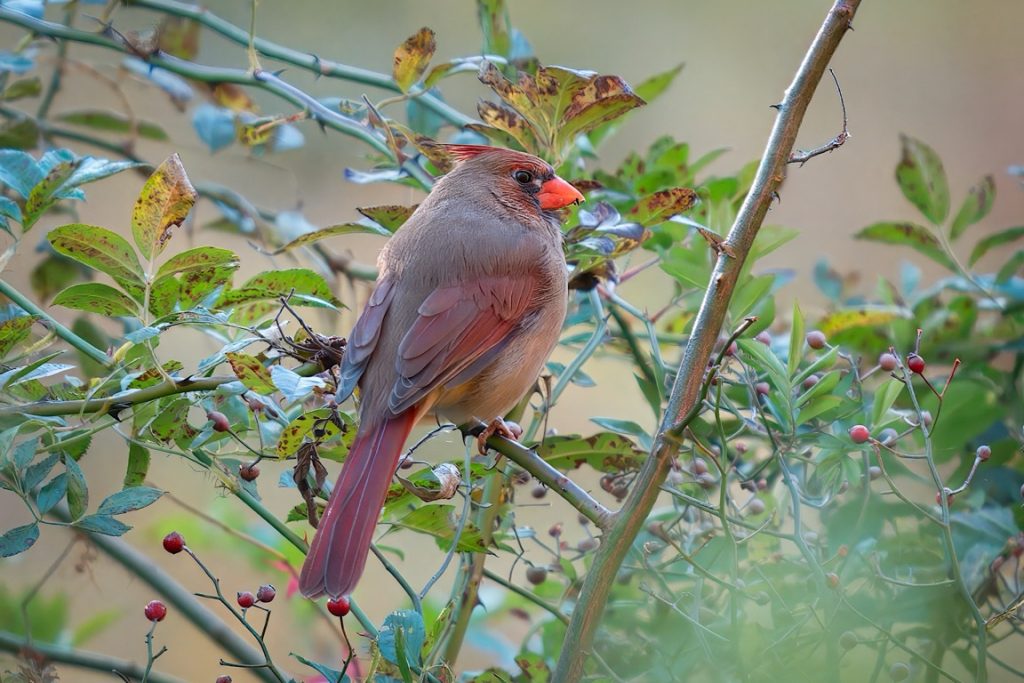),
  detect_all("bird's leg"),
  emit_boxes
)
[475,417,523,454]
